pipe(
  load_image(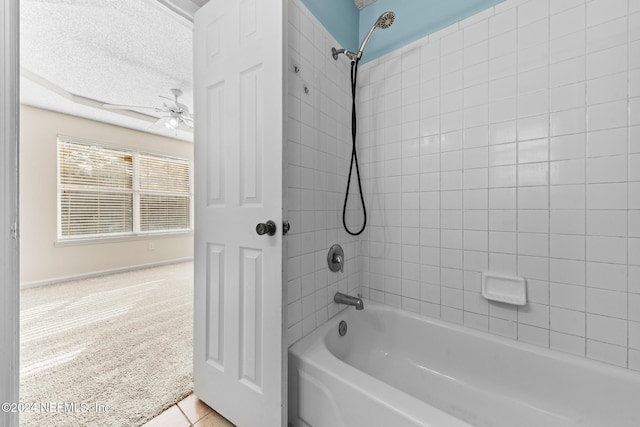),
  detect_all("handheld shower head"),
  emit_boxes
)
[356,11,395,59]
[375,11,395,29]
[331,11,395,61]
